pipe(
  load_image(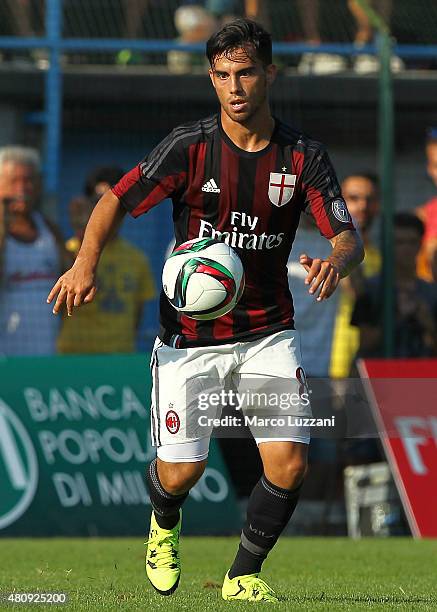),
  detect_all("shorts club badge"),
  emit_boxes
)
[166,409,180,434]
